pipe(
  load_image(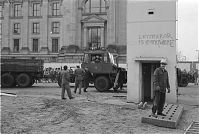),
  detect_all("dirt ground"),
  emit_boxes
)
[1,83,199,134]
